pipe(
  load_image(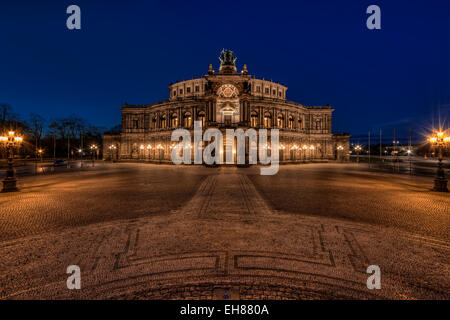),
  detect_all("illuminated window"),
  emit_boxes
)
[160,115,166,129]
[184,112,192,127]
[251,111,258,127]
[198,111,206,127]
[277,115,284,128]
[288,116,294,129]
[171,114,178,127]
[264,112,272,128]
